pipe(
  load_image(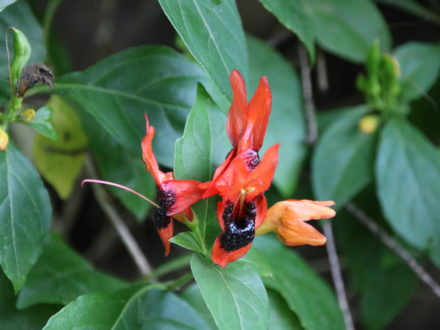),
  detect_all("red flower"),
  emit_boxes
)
[141,115,204,255]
